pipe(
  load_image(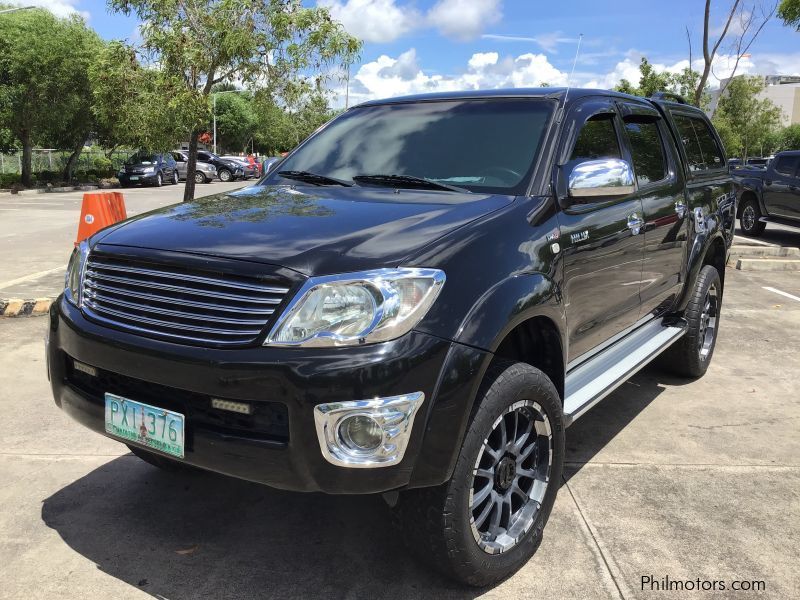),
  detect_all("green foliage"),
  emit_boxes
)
[214,91,257,153]
[712,76,782,159]
[613,58,709,109]
[92,156,113,172]
[0,173,21,188]
[252,88,337,154]
[0,8,102,184]
[779,123,800,150]
[778,0,800,27]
